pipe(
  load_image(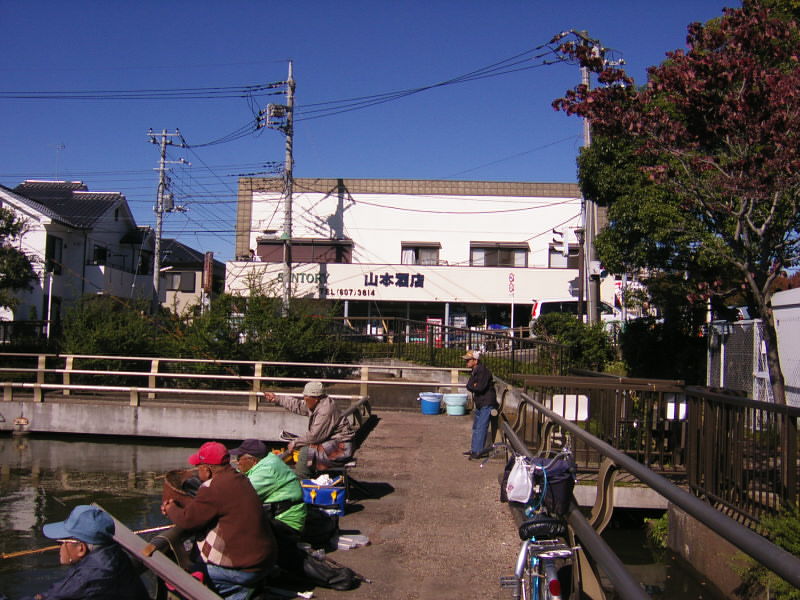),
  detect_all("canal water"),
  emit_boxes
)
[0,433,196,599]
[1,434,727,599]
